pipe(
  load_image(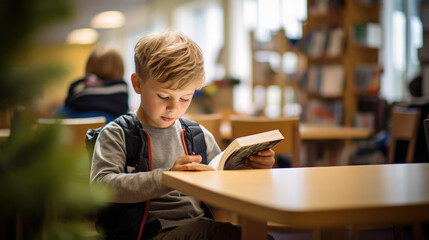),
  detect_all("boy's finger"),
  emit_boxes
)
[257,149,275,156]
[188,155,202,162]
